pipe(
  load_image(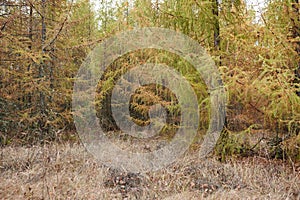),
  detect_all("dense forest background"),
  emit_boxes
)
[0,0,299,160]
